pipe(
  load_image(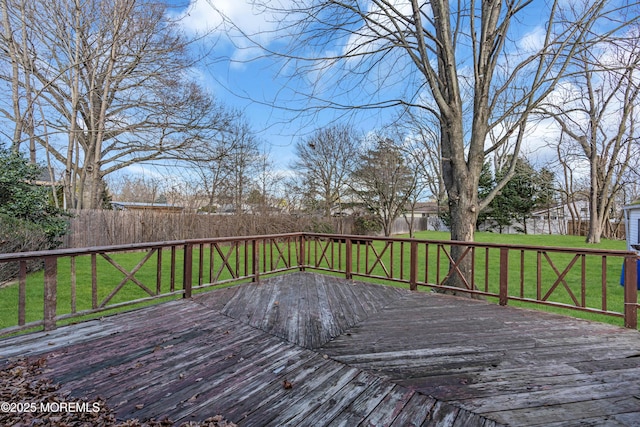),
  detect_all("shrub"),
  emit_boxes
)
[352,214,381,235]
[0,145,69,282]
[0,215,51,283]
[0,146,68,247]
